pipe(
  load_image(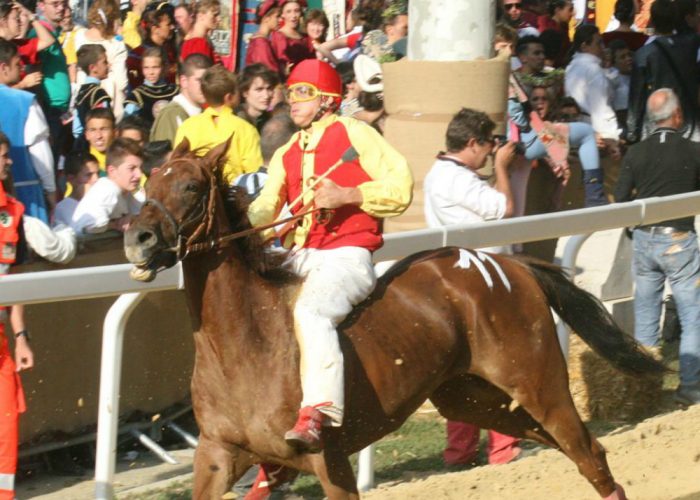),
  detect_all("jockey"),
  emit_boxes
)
[248,59,413,452]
